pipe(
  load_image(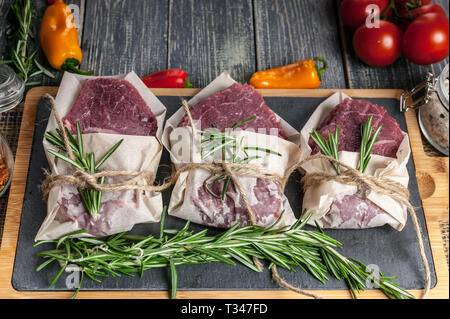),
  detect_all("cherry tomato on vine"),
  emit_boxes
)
[340,0,391,31]
[396,3,447,30]
[353,20,403,67]
[402,13,449,65]
[395,0,432,22]
[409,3,447,19]
[395,0,431,11]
